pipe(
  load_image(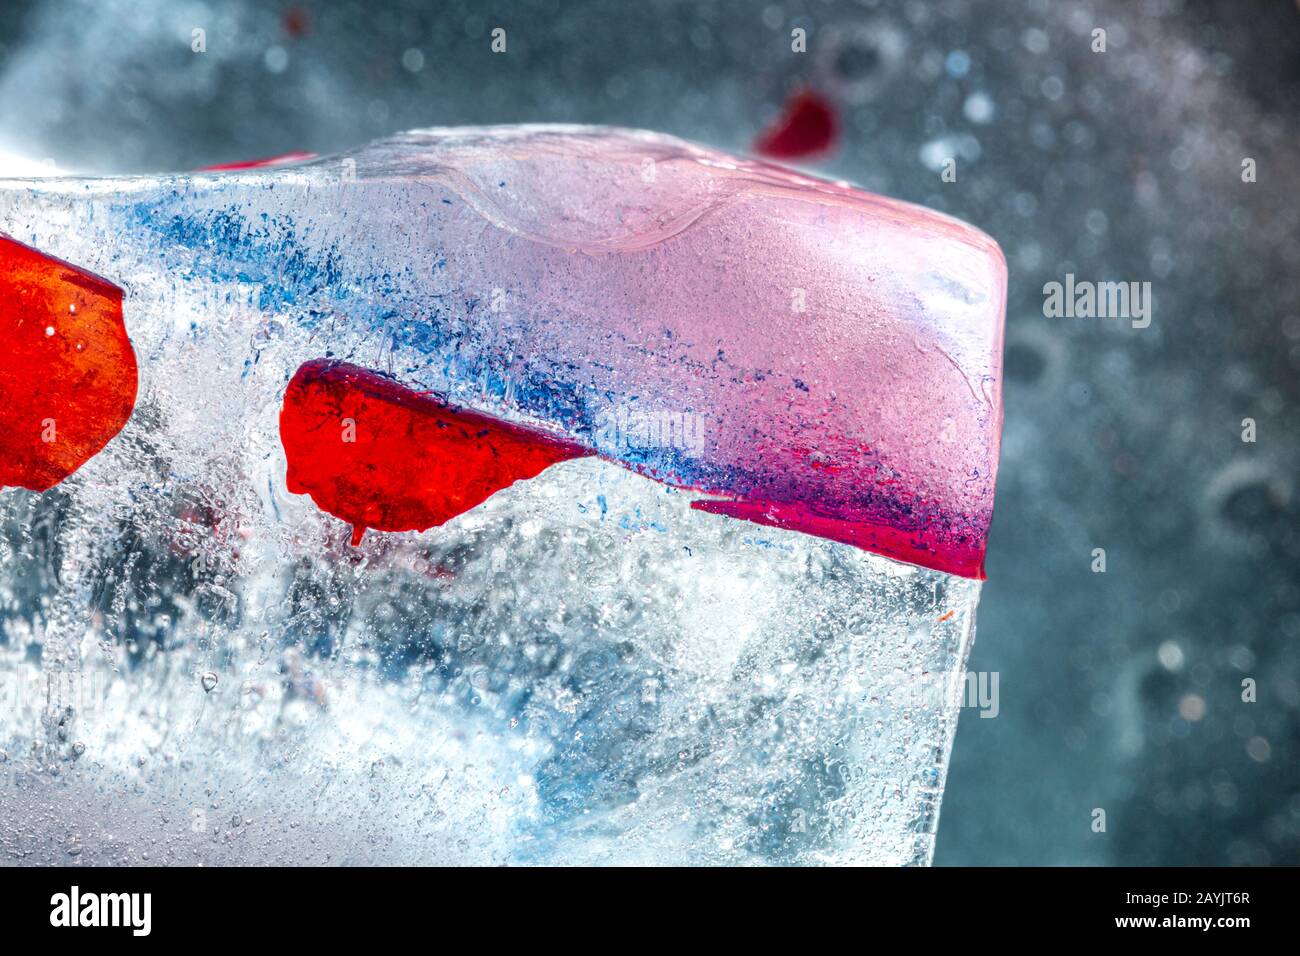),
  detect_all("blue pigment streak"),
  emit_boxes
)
[118,191,988,549]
